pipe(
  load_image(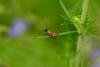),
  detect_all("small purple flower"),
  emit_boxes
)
[91,48,100,58]
[8,18,31,37]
